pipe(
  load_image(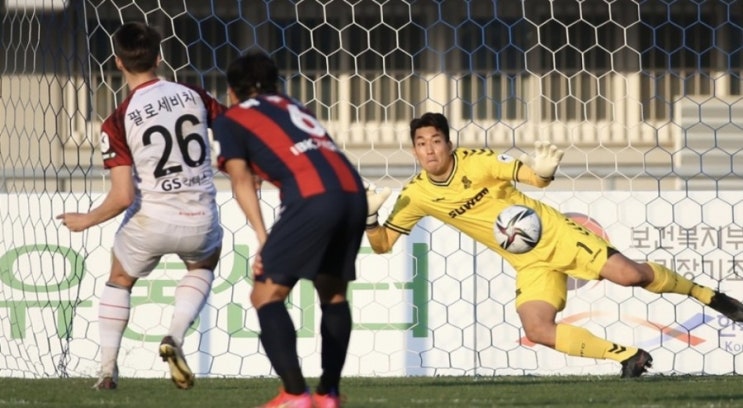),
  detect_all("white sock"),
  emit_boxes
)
[168,268,214,346]
[97,284,130,376]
